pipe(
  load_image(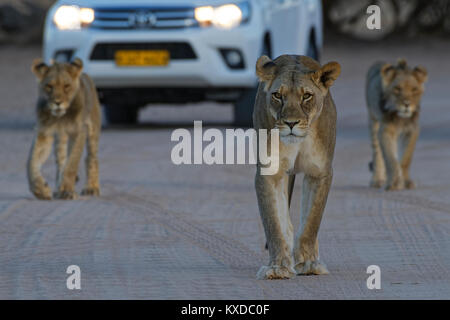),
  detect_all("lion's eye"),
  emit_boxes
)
[64,84,71,92]
[272,92,282,100]
[393,86,401,94]
[303,93,312,100]
[45,84,52,92]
